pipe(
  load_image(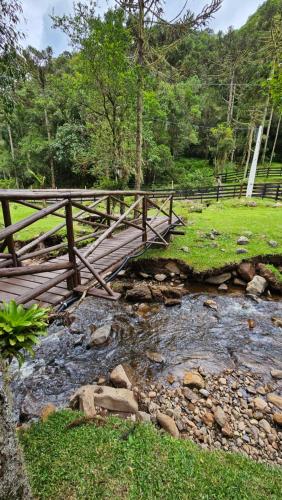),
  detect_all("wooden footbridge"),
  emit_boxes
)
[0,190,183,308]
